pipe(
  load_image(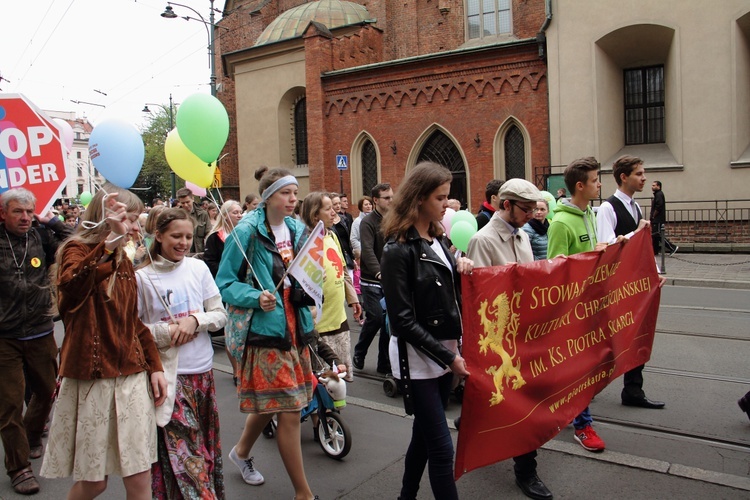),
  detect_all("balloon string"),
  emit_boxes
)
[79,185,113,230]
[77,176,109,229]
[132,215,177,324]
[205,189,258,288]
